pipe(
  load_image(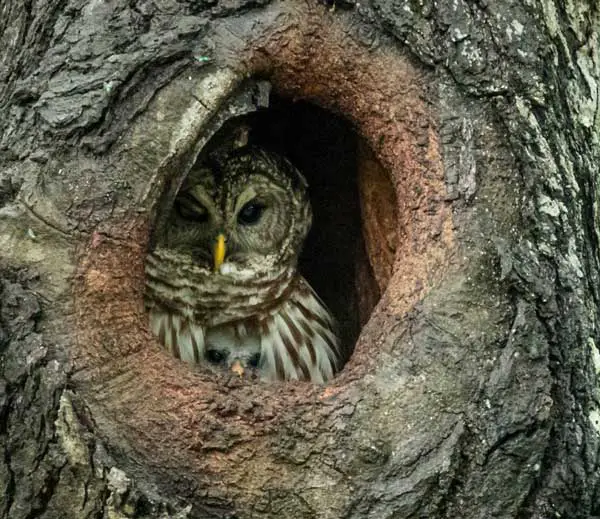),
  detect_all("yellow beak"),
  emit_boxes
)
[231,359,244,376]
[214,233,226,271]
